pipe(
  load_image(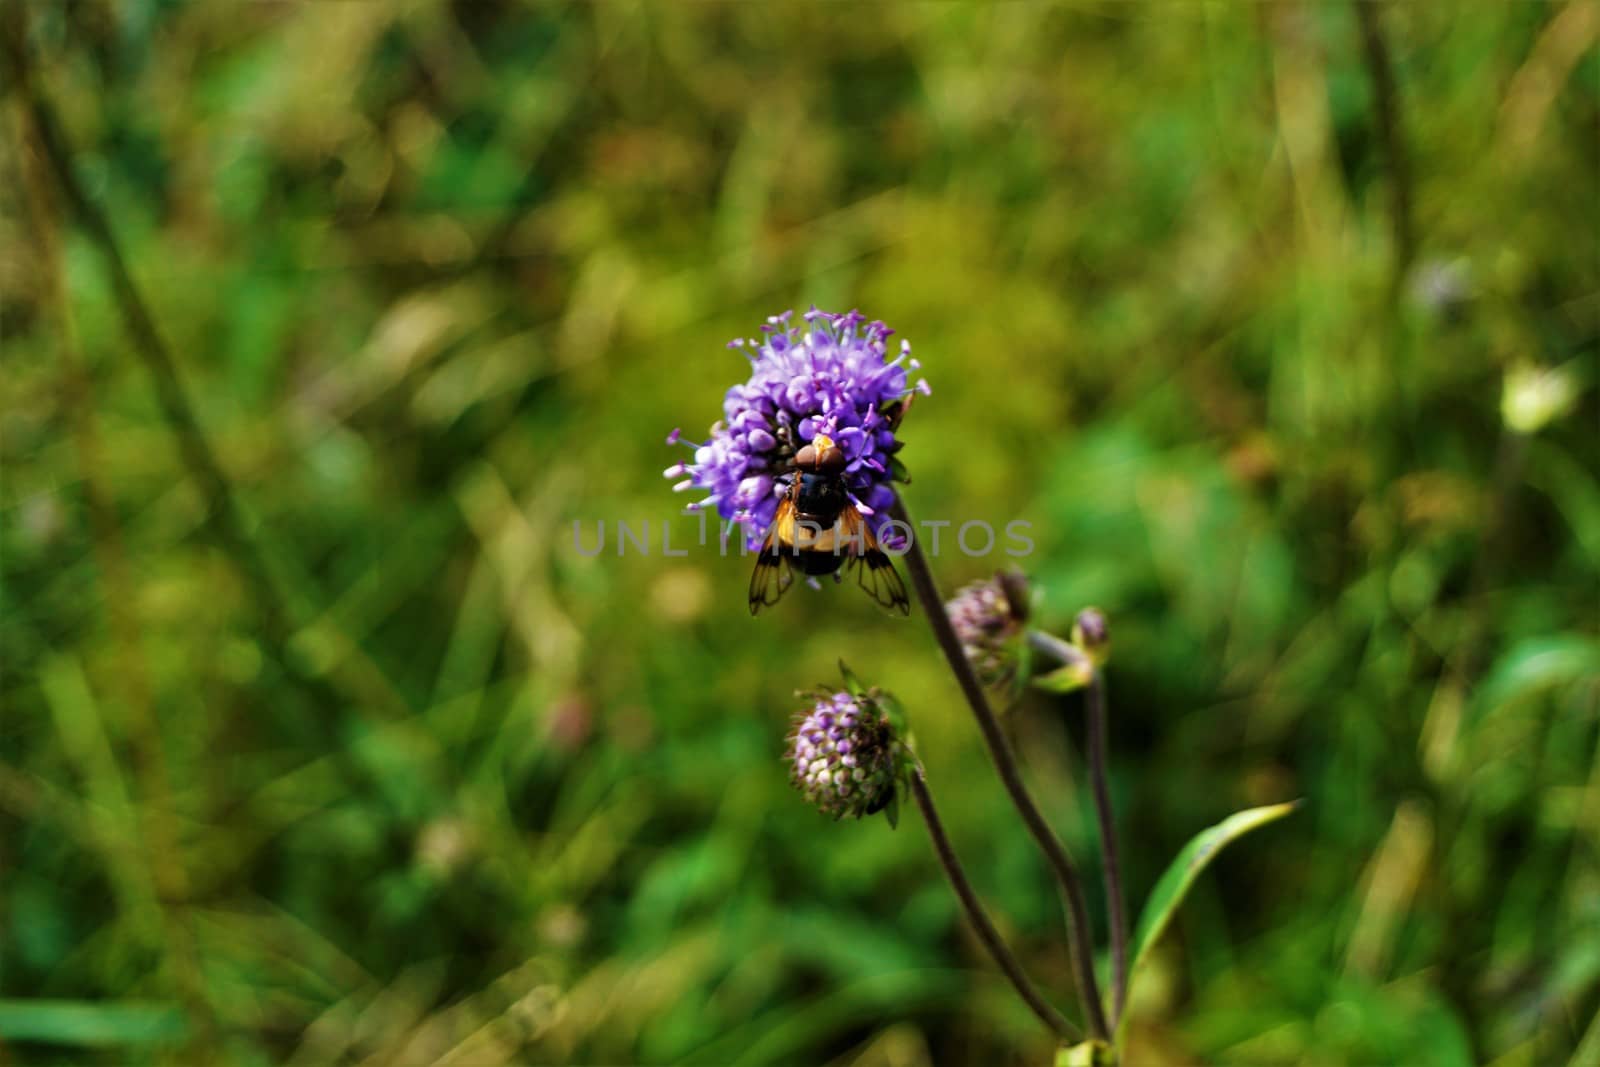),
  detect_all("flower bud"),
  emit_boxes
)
[947,573,1028,686]
[787,689,898,820]
[1071,607,1110,667]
